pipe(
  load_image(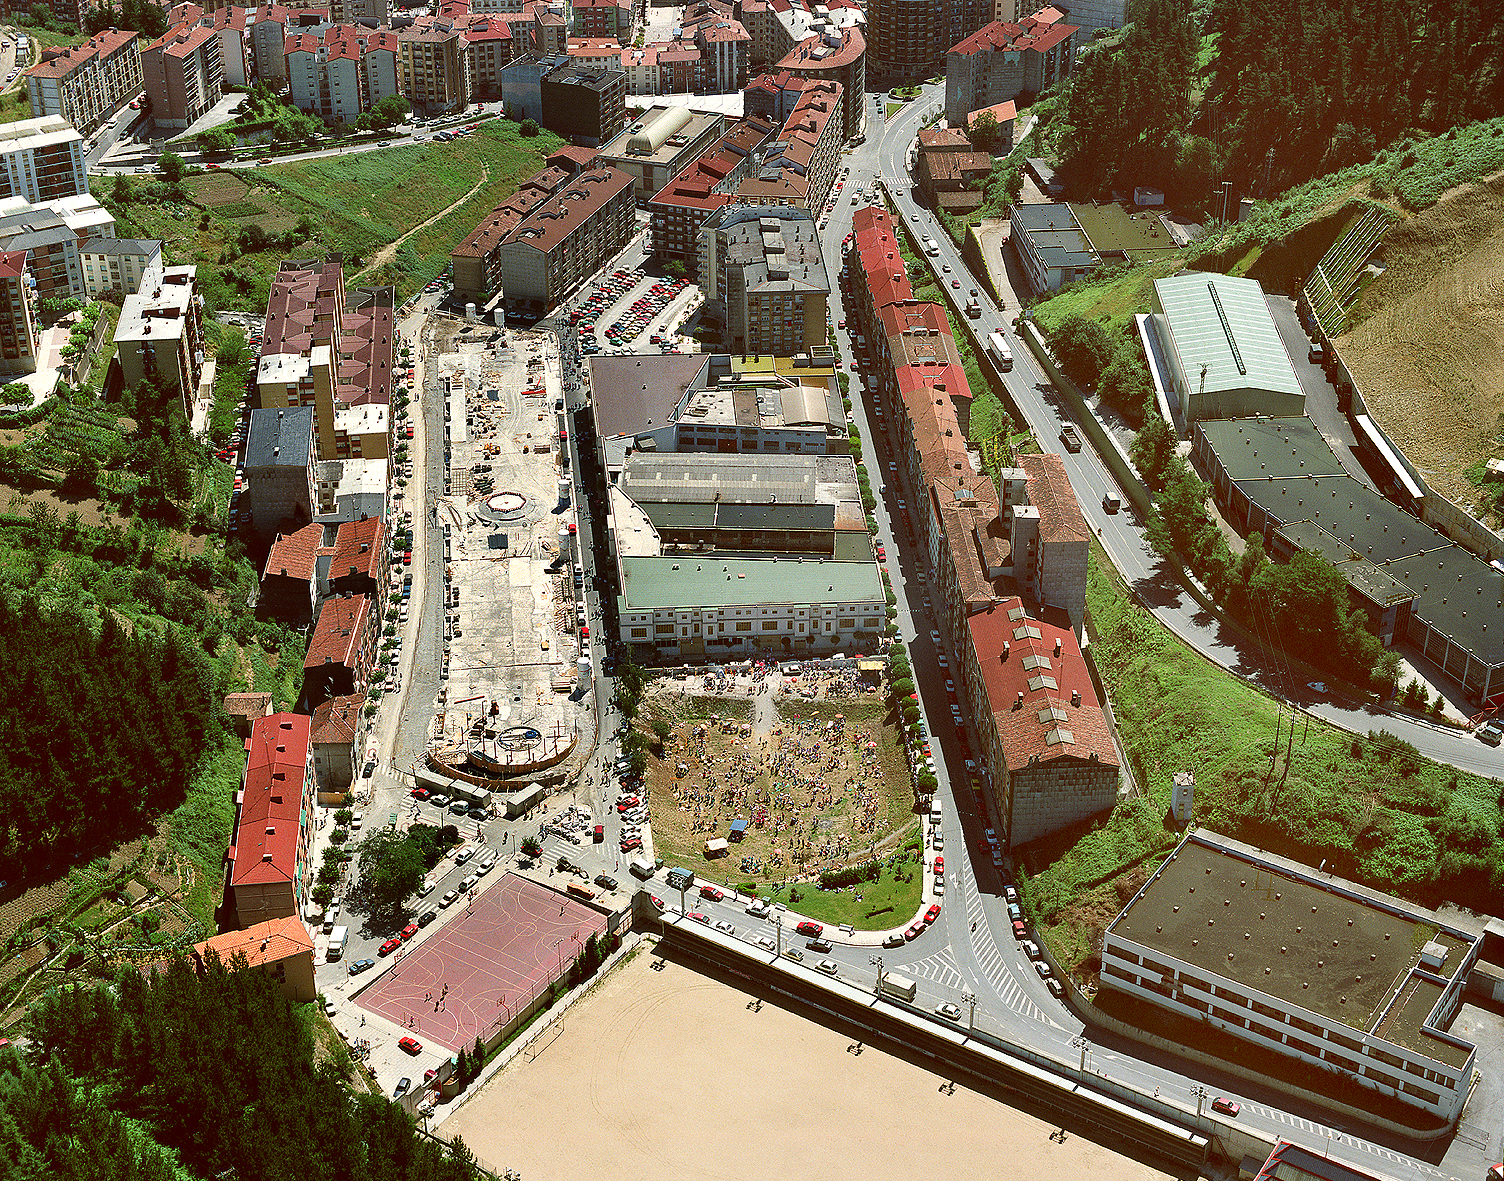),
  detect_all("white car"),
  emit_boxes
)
[350,811,363,830]
[745,899,771,918]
